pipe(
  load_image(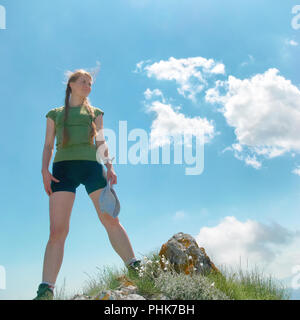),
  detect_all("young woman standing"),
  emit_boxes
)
[34,69,141,300]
